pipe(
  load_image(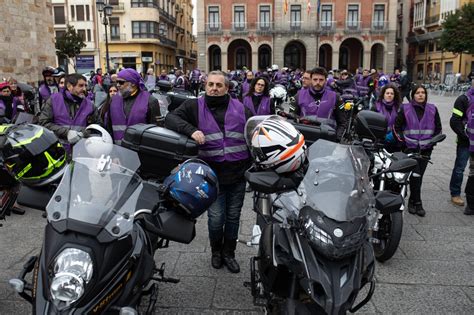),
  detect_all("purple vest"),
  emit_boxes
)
[109,91,150,143]
[159,75,169,81]
[242,80,250,96]
[402,102,437,150]
[51,93,93,129]
[39,84,52,105]
[197,97,249,162]
[375,101,398,130]
[464,89,474,152]
[191,69,201,82]
[356,76,371,97]
[243,95,271,115]
[299,88,337,127]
